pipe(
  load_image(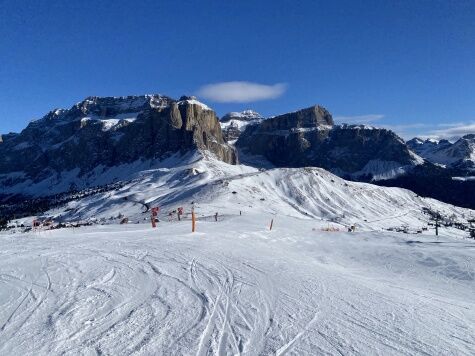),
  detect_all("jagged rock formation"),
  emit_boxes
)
[220,110,263,141]
[0,95,236,195]
[2,97,475,209]
[408,135,475,171]
[237,105,421,180]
